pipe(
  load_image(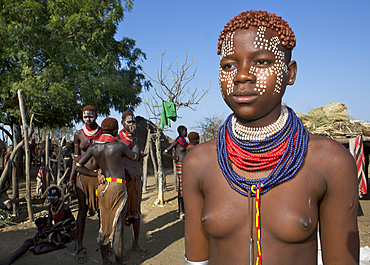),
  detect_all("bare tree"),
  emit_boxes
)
[195,112,225,141]
[141,46,211,206]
